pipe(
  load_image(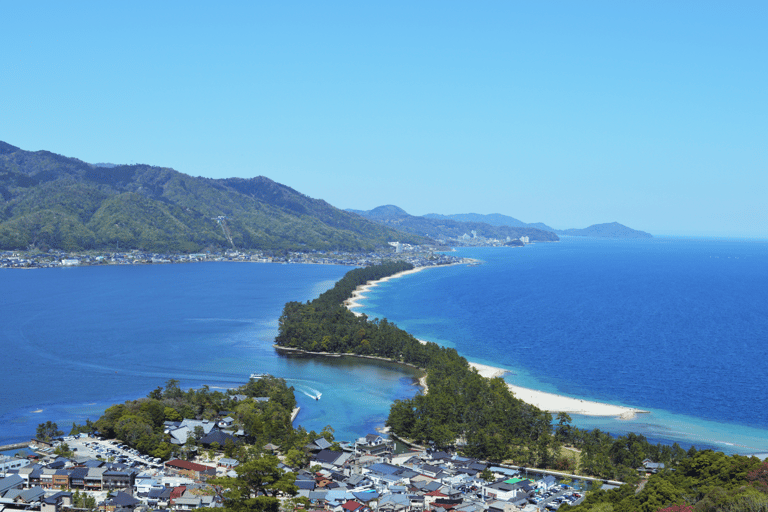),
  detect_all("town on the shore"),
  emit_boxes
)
[0,230,538,269]
[2,421,667,512]
[0,246,466,270]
